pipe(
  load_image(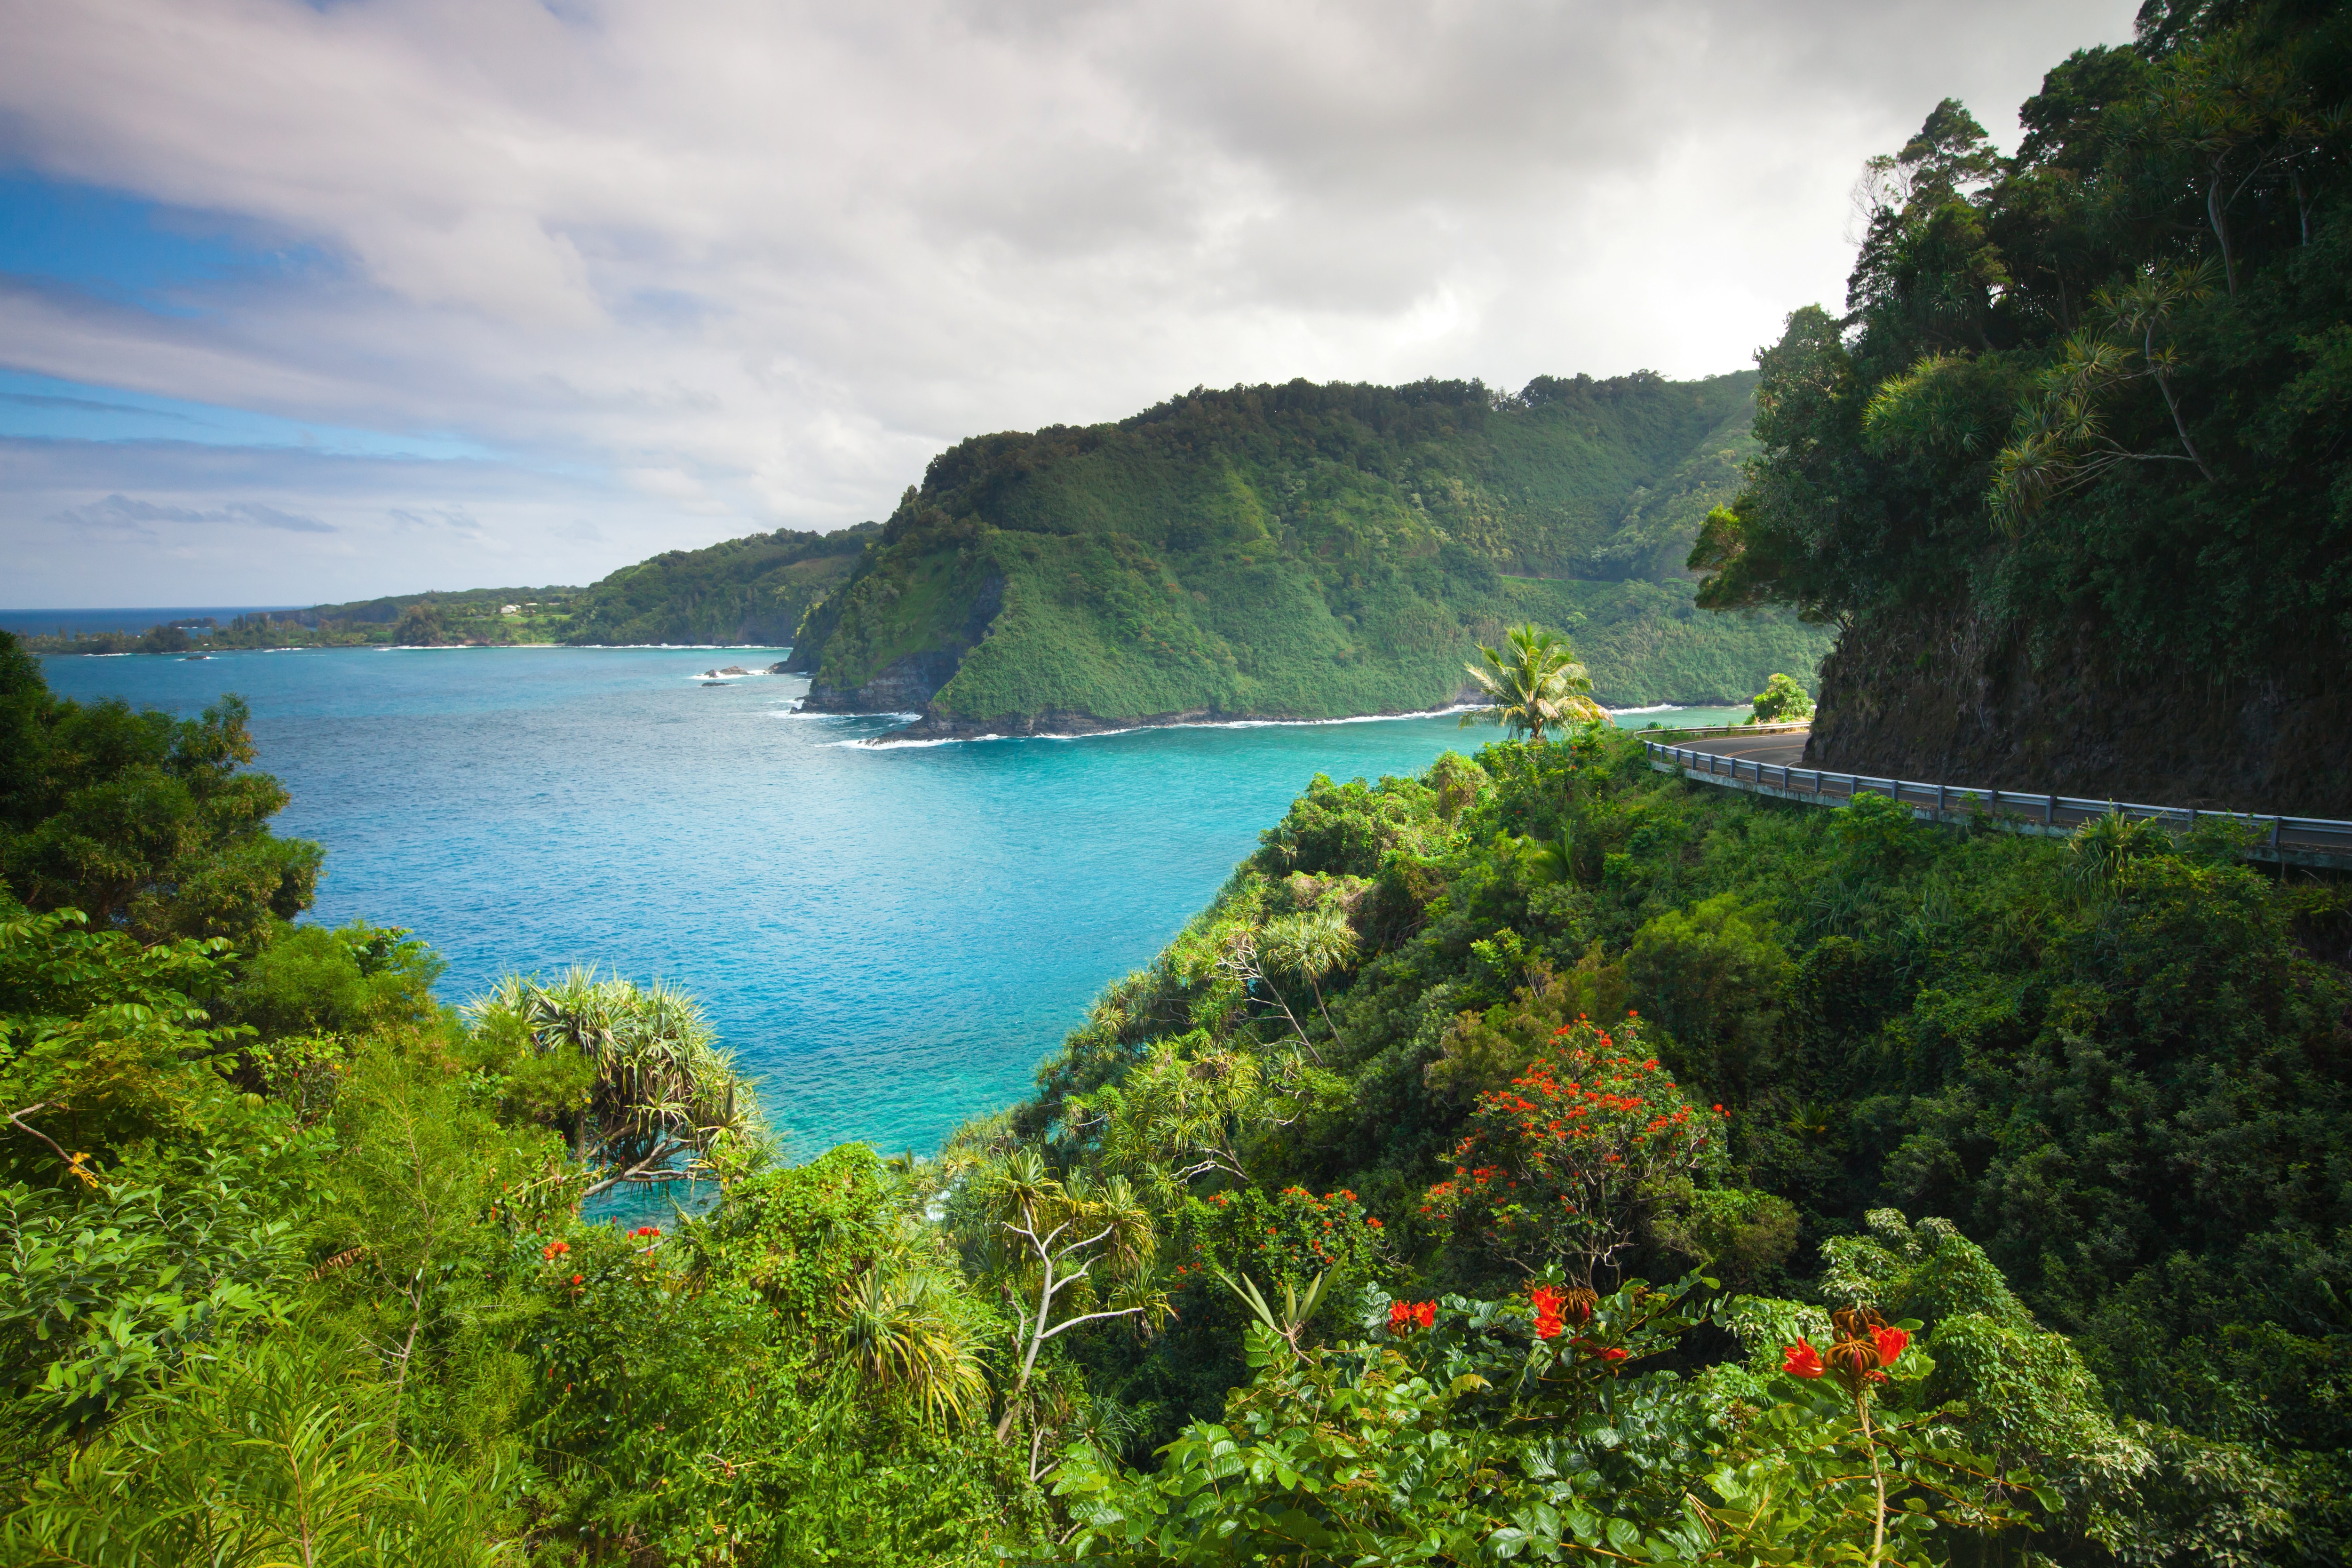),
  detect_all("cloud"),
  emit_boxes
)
[1,390,199,421]
[0,0,2144,602]
[53,492,335,533]
[386,505,484,534]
